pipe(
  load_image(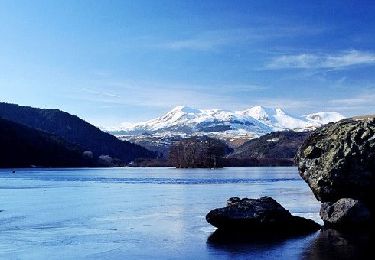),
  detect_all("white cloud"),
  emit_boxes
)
[267,50,375,69]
